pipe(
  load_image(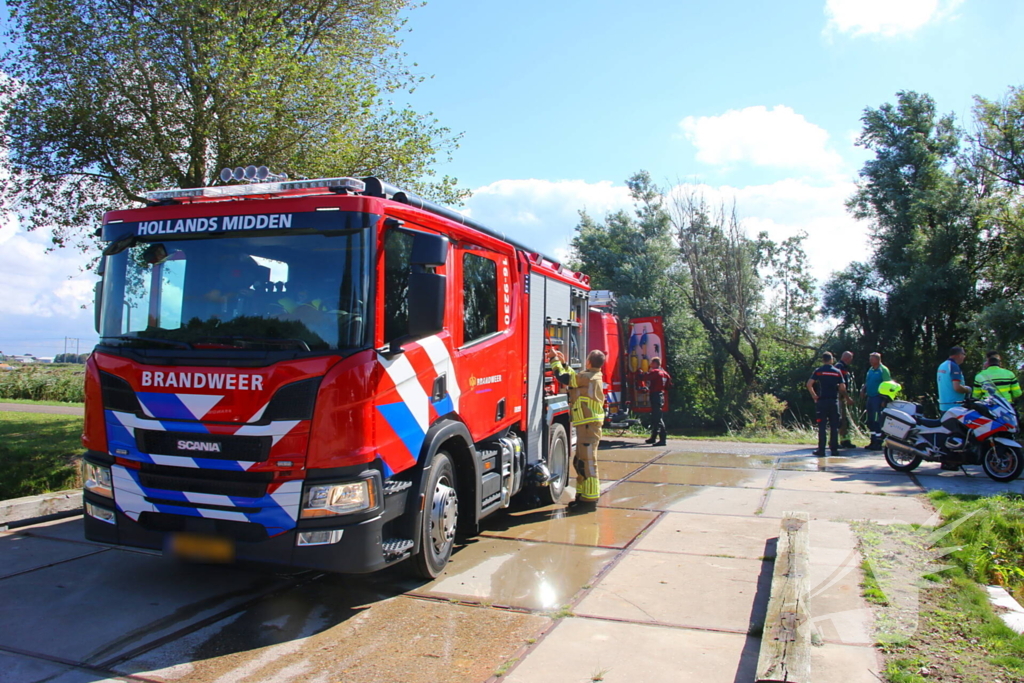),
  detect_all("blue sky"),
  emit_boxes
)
[2,0,1023,357]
